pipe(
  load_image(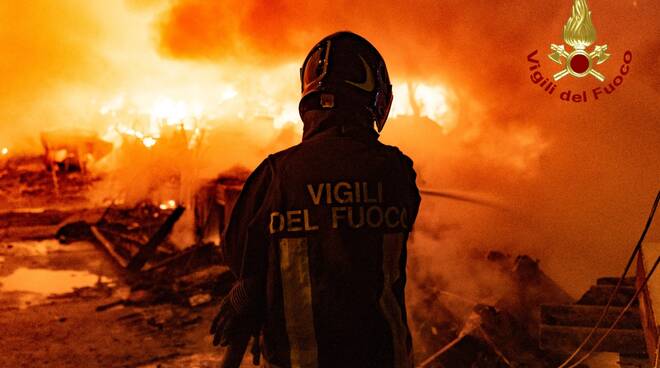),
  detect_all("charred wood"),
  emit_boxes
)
[127,206,185,272]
